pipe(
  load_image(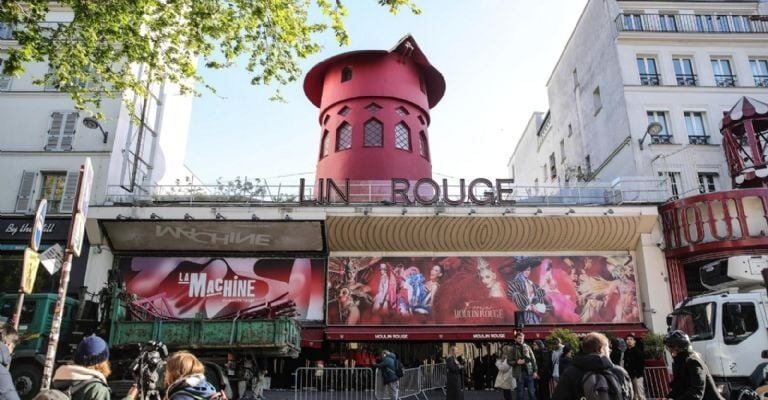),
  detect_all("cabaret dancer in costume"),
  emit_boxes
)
[507,258,549,324]
[538,259,580,323]
[477,258,506,298]
[373,263,398,313]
